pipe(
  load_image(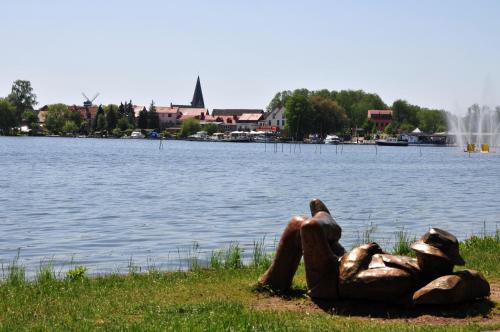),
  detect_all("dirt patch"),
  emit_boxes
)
[252,281,500,326]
